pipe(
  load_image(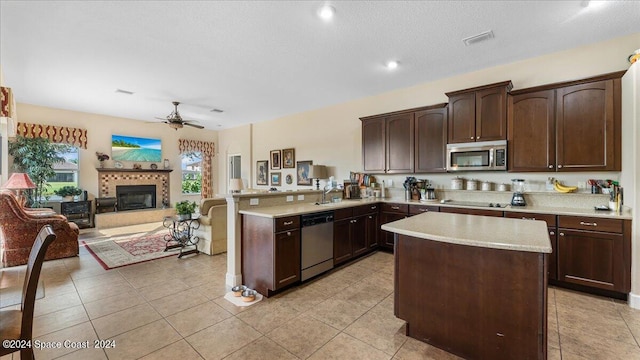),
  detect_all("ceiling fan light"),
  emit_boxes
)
[169,122,183,130]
